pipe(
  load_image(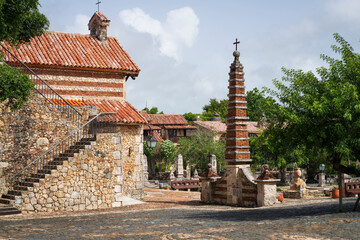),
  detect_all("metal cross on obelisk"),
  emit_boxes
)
[233,38,240,51]
[96,0,101,12]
